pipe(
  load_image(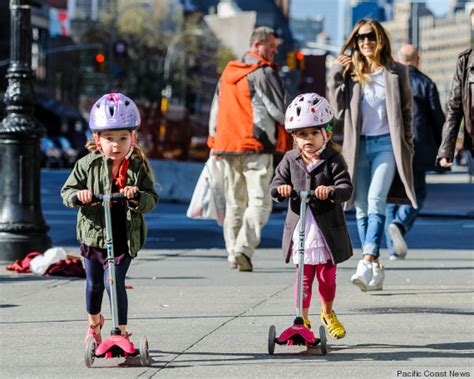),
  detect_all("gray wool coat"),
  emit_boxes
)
[327,61,417,209]
[270,147,353,265]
